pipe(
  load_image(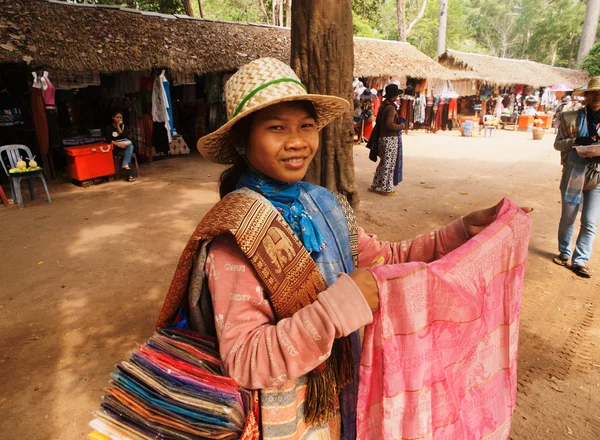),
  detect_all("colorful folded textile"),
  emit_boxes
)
[91,329,249,440]
[357,199,531,439]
